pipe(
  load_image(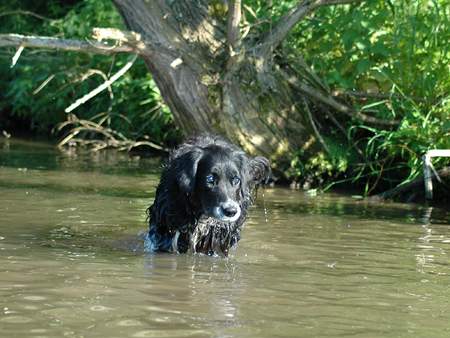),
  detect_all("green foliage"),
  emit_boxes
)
[0,0,179,145]
[1,0,449,193]
[288,141,350,188]
[353,92,450,193]
[248,0,450,192]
